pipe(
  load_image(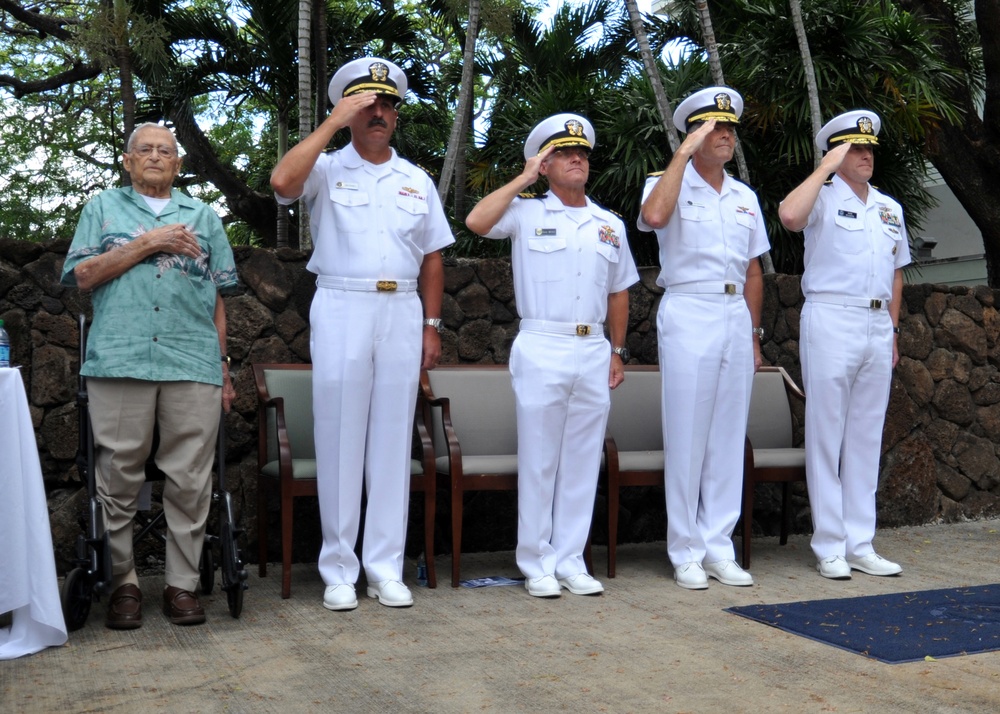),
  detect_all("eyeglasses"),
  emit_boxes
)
[131,144,177,158]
